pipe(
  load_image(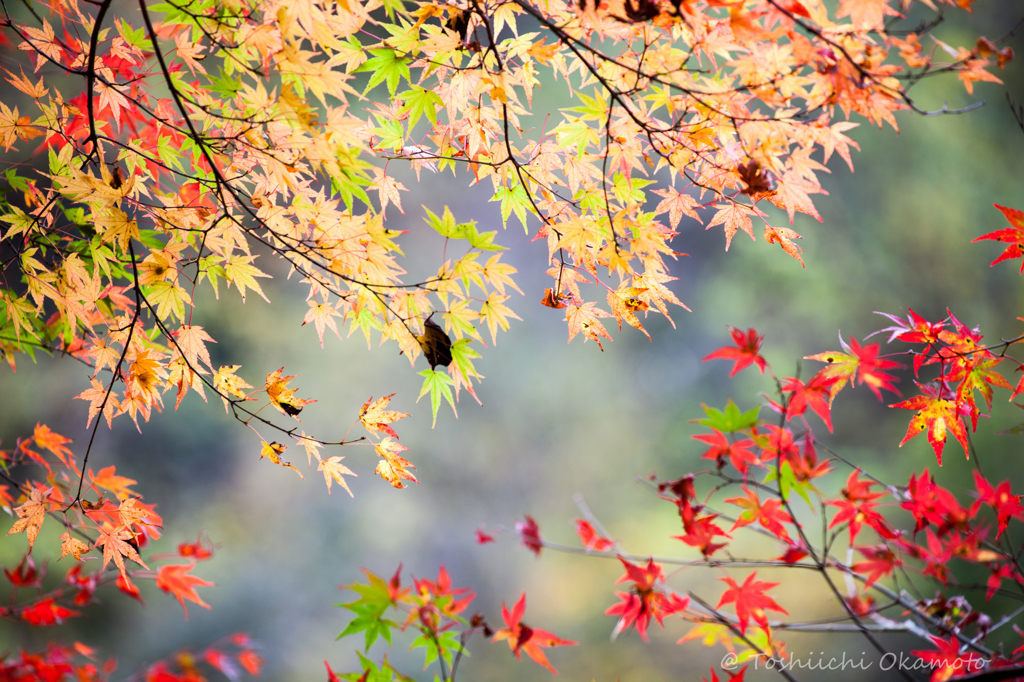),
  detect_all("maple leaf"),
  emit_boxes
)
[7,487,49,551]
[117,573,145,604]
[359,394,410,439]
[707,203,757,251]
[259,441,304,478]
[763,226,804,266]
[175,325,215,372]
[651,188,702,230]
[302,300,342,348]
[156,562,215,619]
[955,355,1012,429]
[318,456,356,497]
[852,545,901,589]
[265,367,315,419]
[89,465,138,499]
[33,423,74,469]
[565,302,613,350]
[5,553,40,587]
[605,556,689,641]
[214,365,254,412]
[716,572,788,635]
[374,437,418,488]
[94,523,149,580]
[724,488,793,543]
[805,334,902,405]
[59,532,91,561]
[20,598,81,626]
[892,384,969,465]
[575,519,614,551]
[493,593,577,674]
[972,471,1024,539]
[703,327,767,376]
[693,430,763,478]
[702,666,748,682]
[416,317,454,369]
[177,533,215,561]
[825,471,896,544]
[516,515,543,556]
[675,513,731,558]
[912,635,987,682]
[779,373,840,431]
[973,204,1024,271]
